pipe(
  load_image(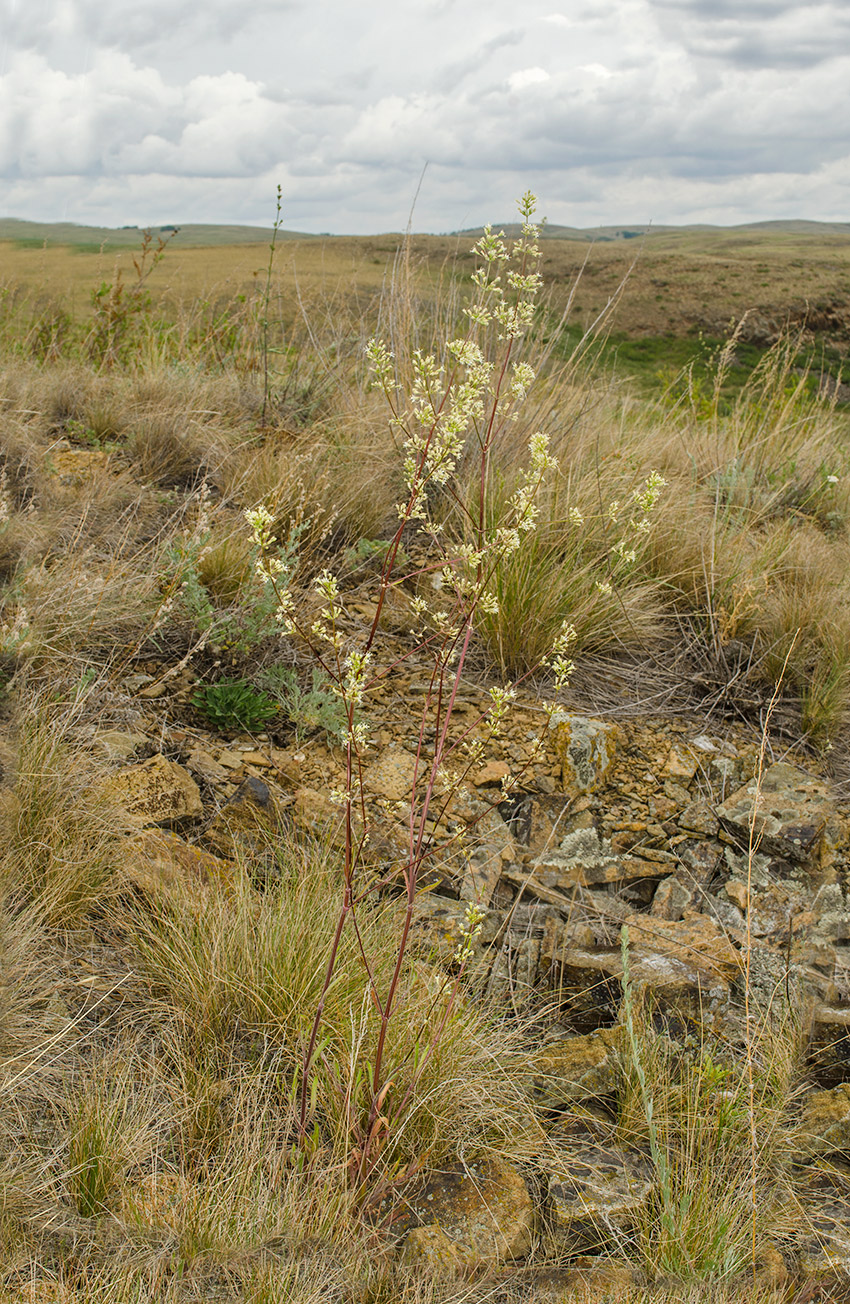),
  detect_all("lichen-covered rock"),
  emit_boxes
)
[677,799,718,837]
[664,747,699,782]
[124,829,234,896]
[397,1158,534,1267]
[629,952,730,1025]
[534,827,664,890]
[811,883,850,945]
[563,1256,646,1294]
[548,1130,654,1249]
[531,1027,623,1108]
[650,875,695,920]
[46,445,112,485]
[544,945,624,1032]
[550,714,621,794]
[716,762,840,866]
[399,1224,463,1272]
[626,911,740,980]
[103,754,203,827]
[798,1084,850,1160]
[185,745,231,786]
